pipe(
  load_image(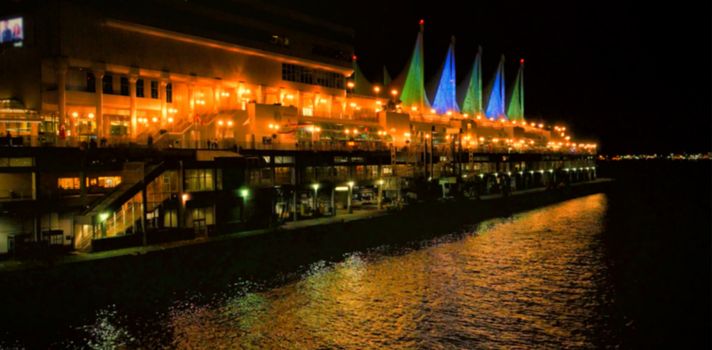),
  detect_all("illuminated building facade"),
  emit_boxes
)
[0,1,599,254]
[0,0,356,147]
